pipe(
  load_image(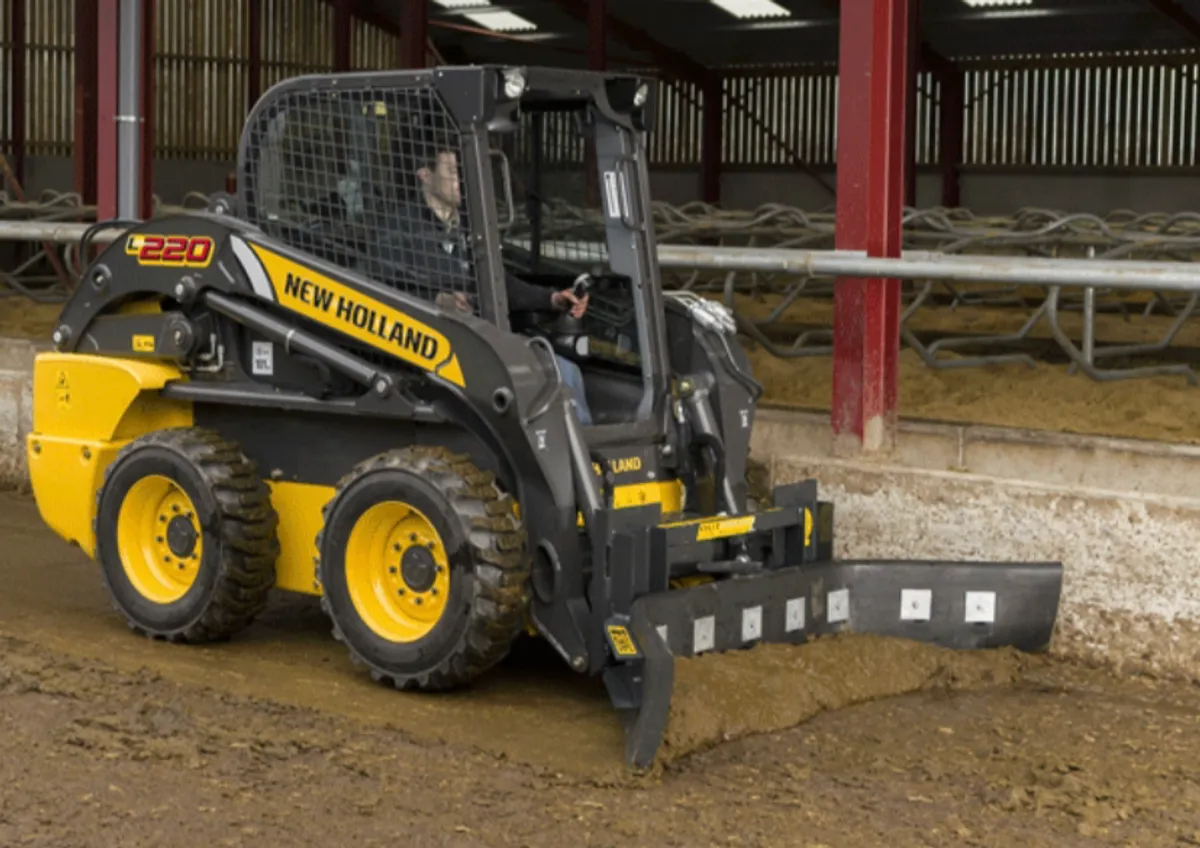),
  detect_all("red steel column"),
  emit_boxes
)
[939,70,964,208]
[399,0,428,69]
[904,0,919,207]
[248,0,262,105]
[96,0,121,221]
[587,0,606,68]
[585,0,606,205]
[832,0,911,454]
[10,0,26,188]
[74,0,99,205]
[334,0,351,71]
[139,0,155,219]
